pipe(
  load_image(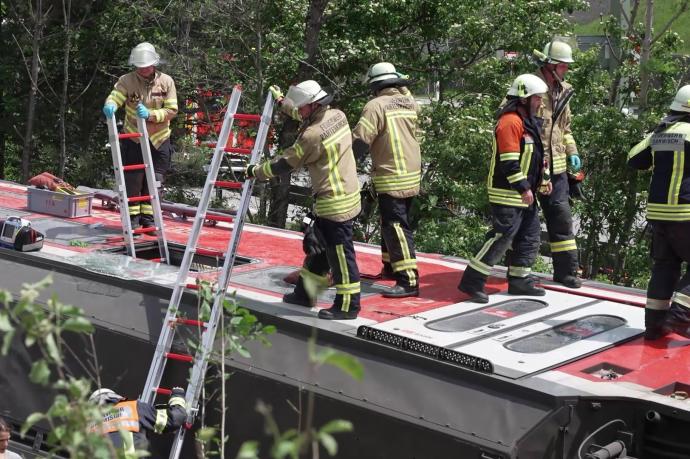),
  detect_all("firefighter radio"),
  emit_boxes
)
[0,216,44,252]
